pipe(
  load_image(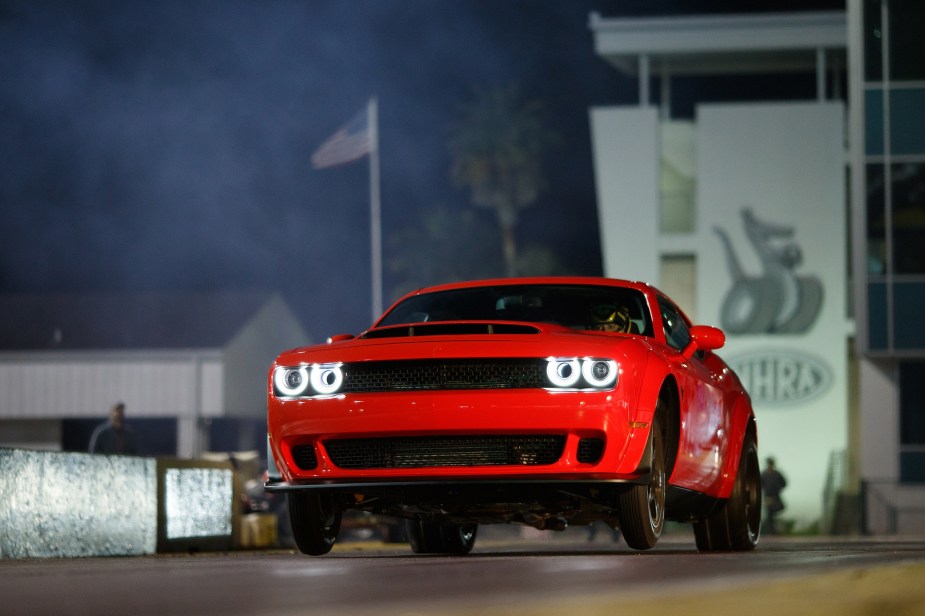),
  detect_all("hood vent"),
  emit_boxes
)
[363,322,541,339]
